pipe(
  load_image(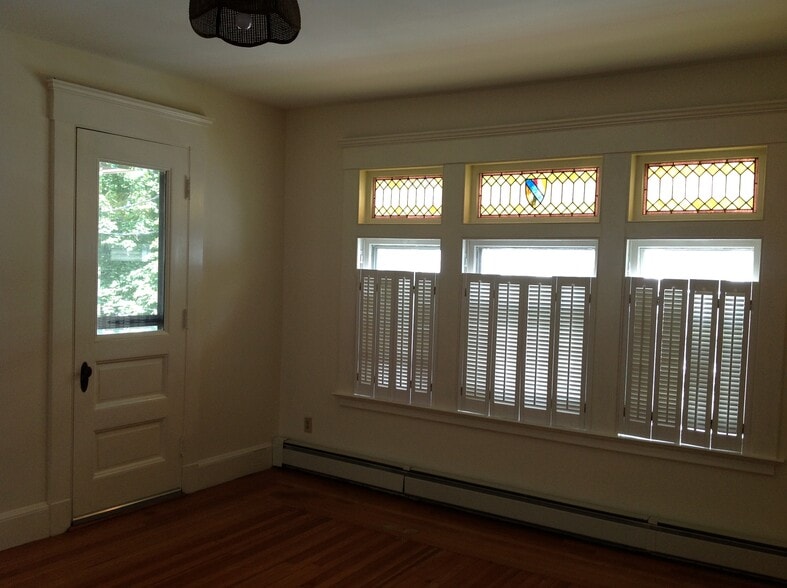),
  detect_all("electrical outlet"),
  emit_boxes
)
[304,417,313,434]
